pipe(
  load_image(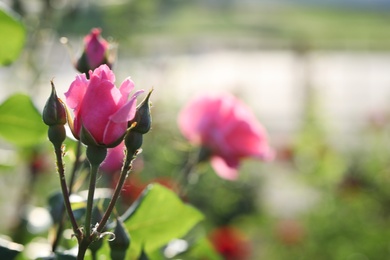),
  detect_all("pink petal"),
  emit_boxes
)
[85,29,108,69]
[102,122,127,145]
[178,95,219,144]
[102,90,144,144]
[111,90,144,123]
[91,64,115,83]
[118,78,135,105]
[101,142,125,174]
[223,121,266,155]
[211,156,239,180]
[80,78,118,143]
[64,74,89,111]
